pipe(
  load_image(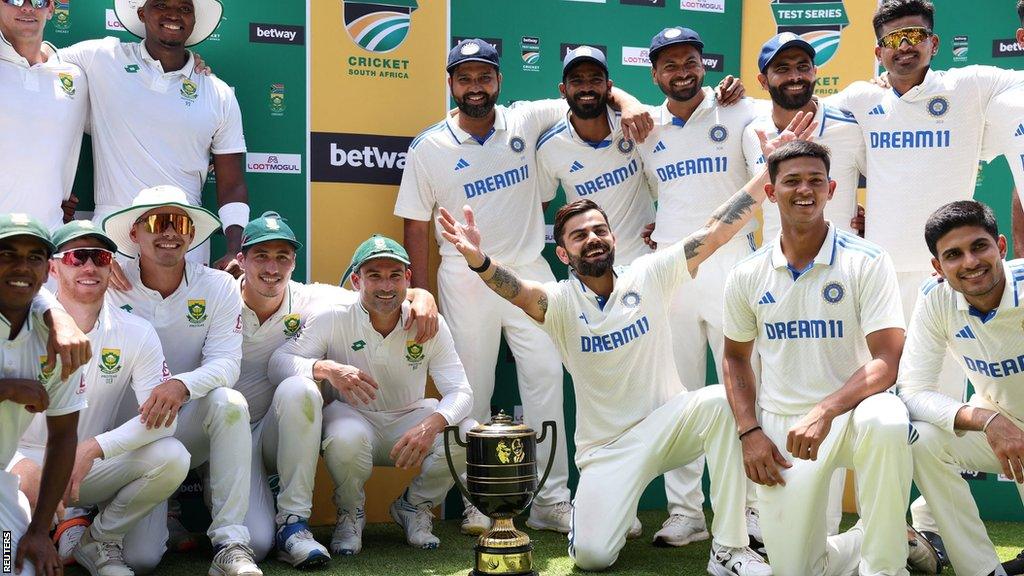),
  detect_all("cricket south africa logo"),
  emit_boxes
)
[180,78,198,105]
[58,73,76,97]
[770,1,849,68]
[405,340,424,368]
[99,348,122,376]
[343,0,418,53]
[187,299,208,325]
[282,314,302,339]
[38,356,54,382]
